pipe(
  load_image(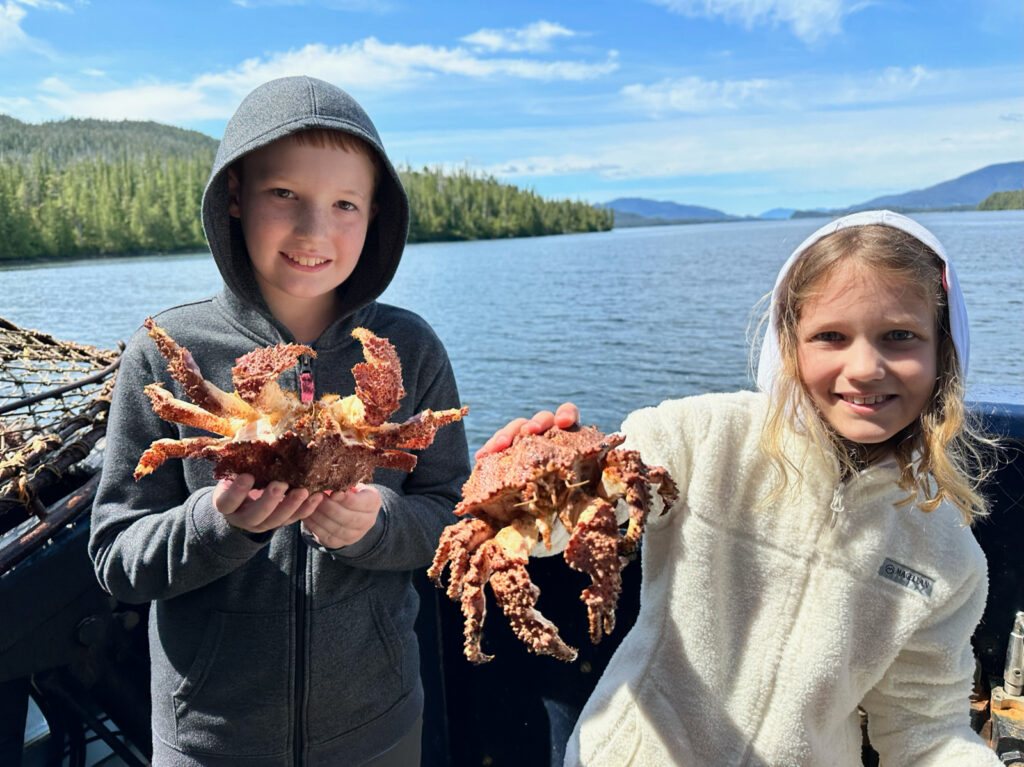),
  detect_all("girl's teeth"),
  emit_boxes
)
[847,395,887,405]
